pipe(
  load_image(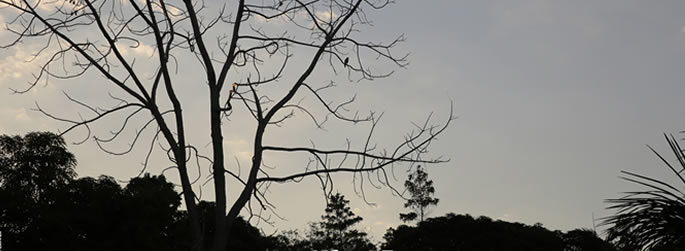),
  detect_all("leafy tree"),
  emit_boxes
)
[603,134,685,250]
[0,132,76,199]
[2,172,184,251]
[0,1,452,249]
[383,213,616,251]
[55,175,128,251]
[123,174,182,250]
[308,193,376,251]
[0,132,77,250]
[262,230,311,251]
[169,201,273,251]
[563,228,616,251]
[400,165,439,223]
